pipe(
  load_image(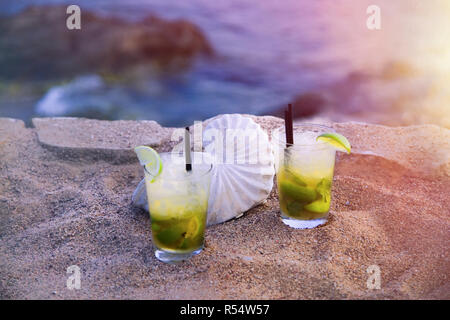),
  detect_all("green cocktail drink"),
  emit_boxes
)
[273,124,339,229]
[143,151,212,263]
